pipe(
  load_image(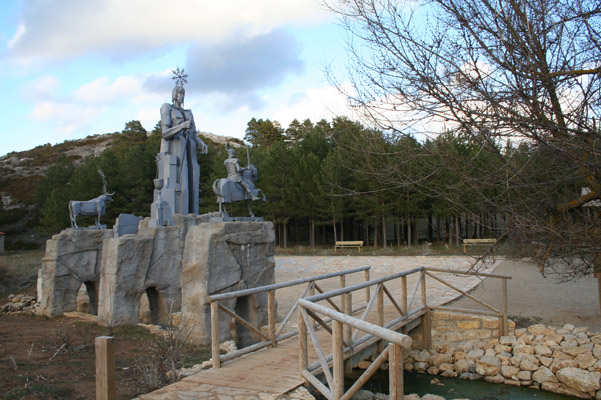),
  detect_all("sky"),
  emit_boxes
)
[0,0,357,157]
